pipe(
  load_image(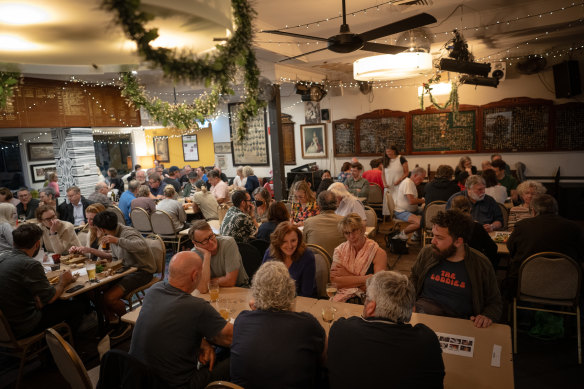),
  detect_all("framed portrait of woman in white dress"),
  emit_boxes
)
[300,123,327,158]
